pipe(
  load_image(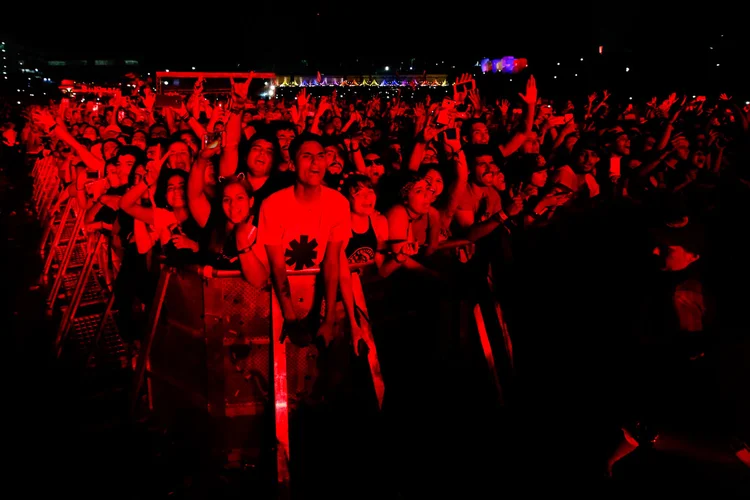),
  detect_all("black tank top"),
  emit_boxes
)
[346,216,378,264]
